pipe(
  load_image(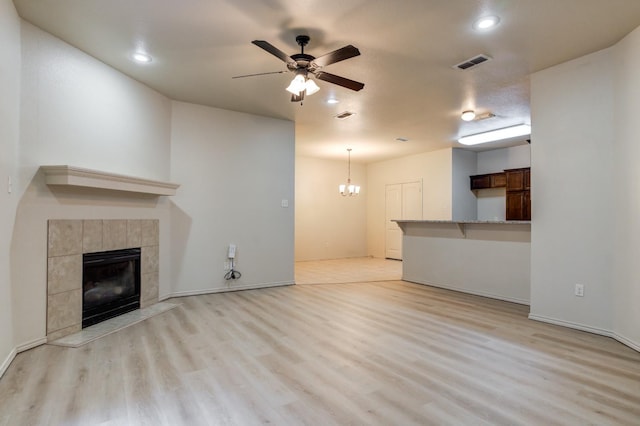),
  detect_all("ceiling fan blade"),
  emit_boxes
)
[312,45,360,67]
[232,71,286,79]
[252,40,294,64]
[315,71,365,91]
